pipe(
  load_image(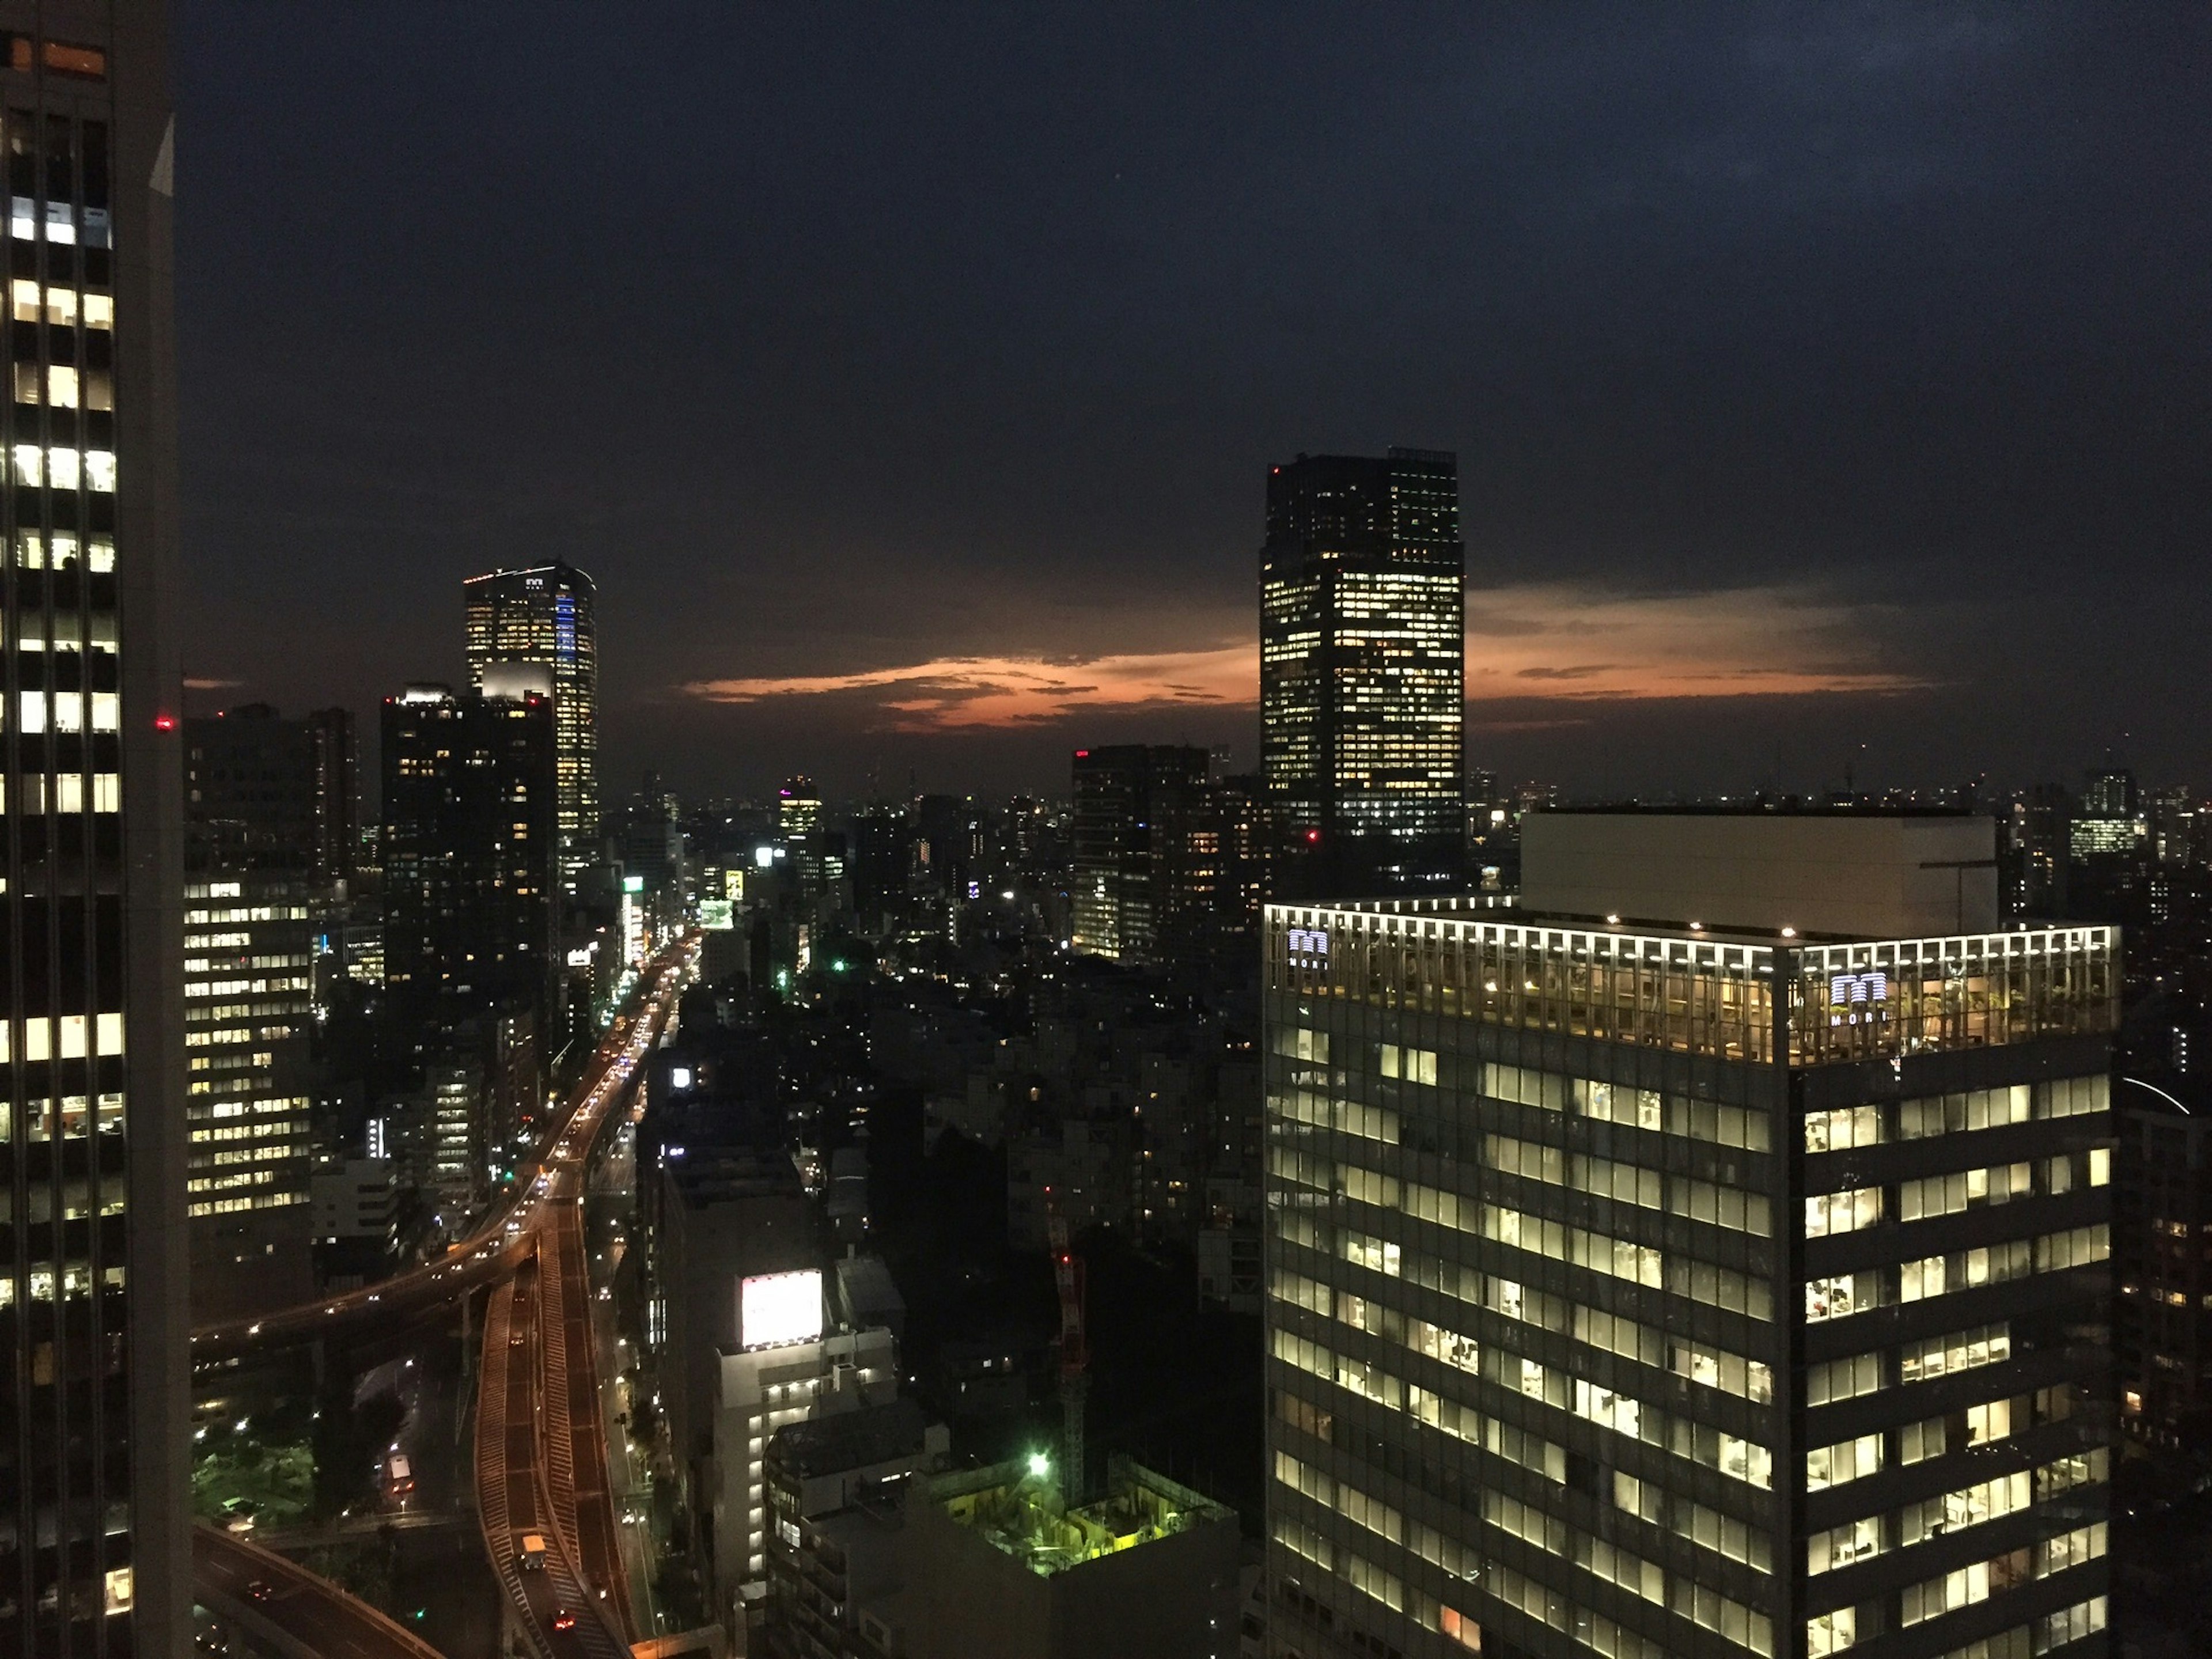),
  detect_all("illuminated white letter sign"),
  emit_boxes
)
[1287,927,1331,960]
[1827,971,1889,1026]
[741,1270,823,1350]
